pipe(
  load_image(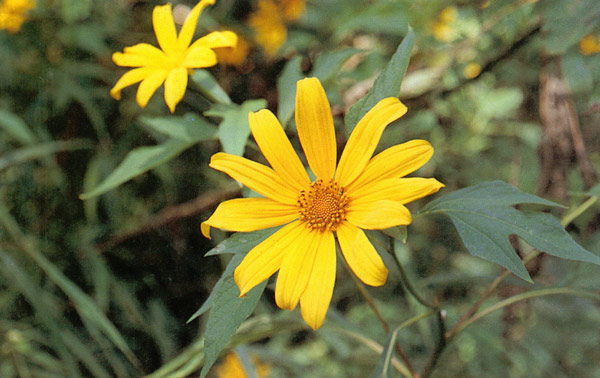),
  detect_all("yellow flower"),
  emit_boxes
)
[202,78,443,330]
[215,35,250,67]
[0,0,35,33]
[579,34,600,56]
[248,0,304,56]
[248,0,287,56]
[214,352,269,378]
[432,6,458,42]
[110,0,237,113]
[463,62,481,79]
